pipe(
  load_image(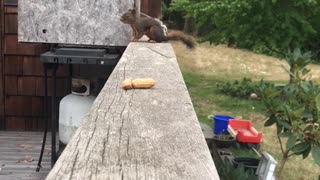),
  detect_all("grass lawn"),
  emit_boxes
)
[172,42,320,180]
